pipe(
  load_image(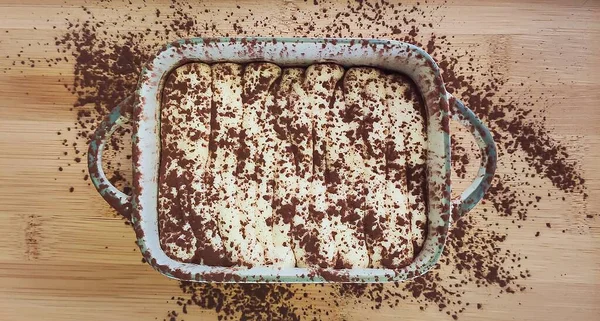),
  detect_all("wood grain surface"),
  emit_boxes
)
[0,0,599,320]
